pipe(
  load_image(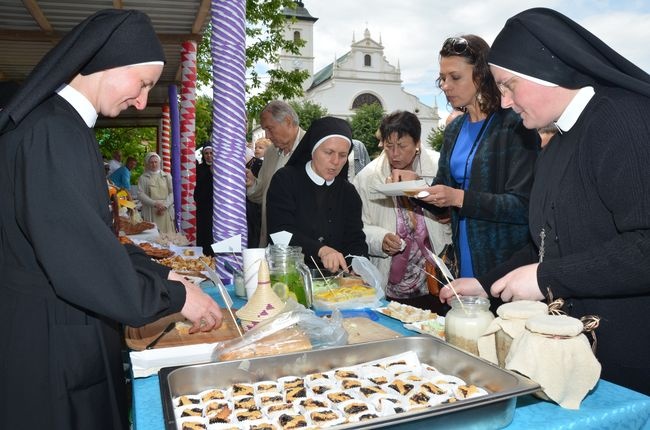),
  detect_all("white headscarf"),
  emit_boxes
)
[144,152,161,173]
